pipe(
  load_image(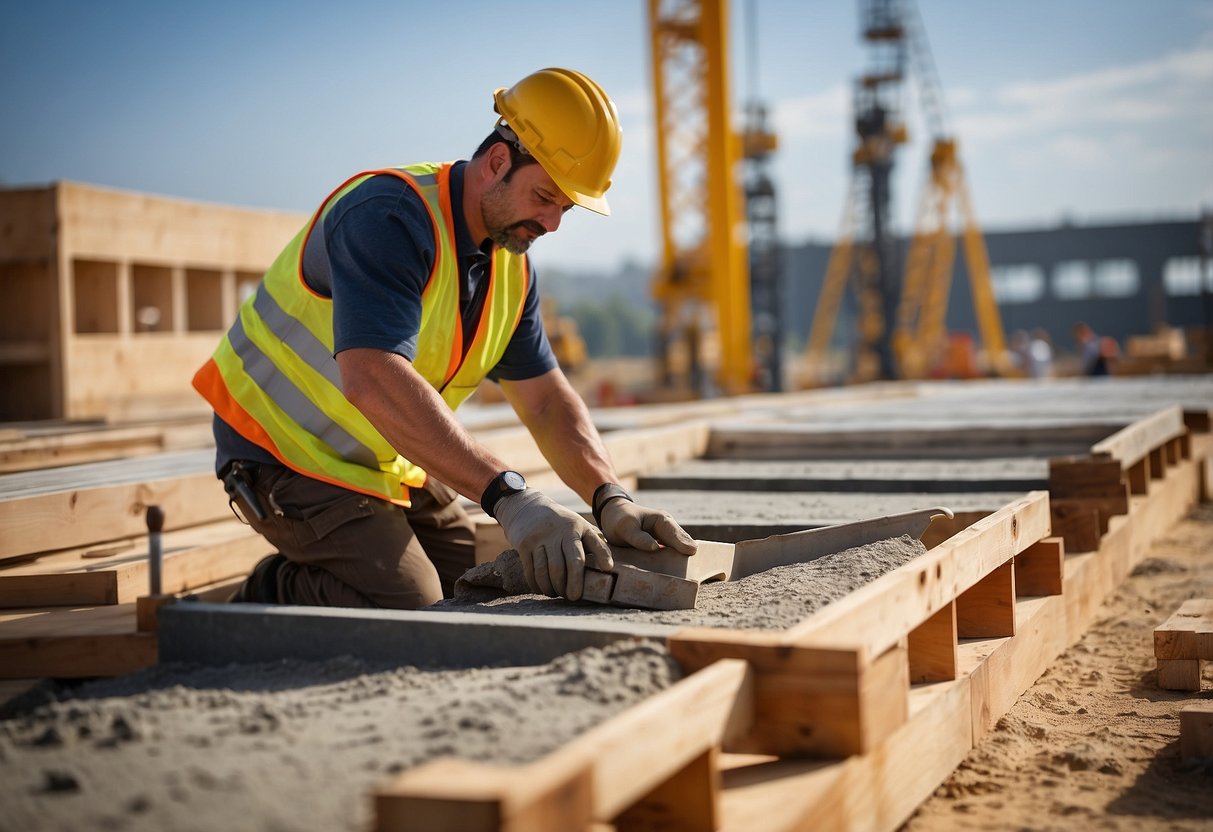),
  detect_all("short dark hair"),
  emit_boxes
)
[473,128,540,182]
